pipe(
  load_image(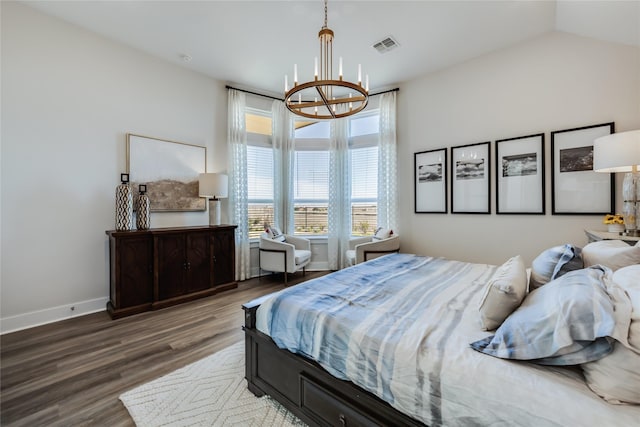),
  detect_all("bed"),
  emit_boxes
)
[243,249,640,426]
